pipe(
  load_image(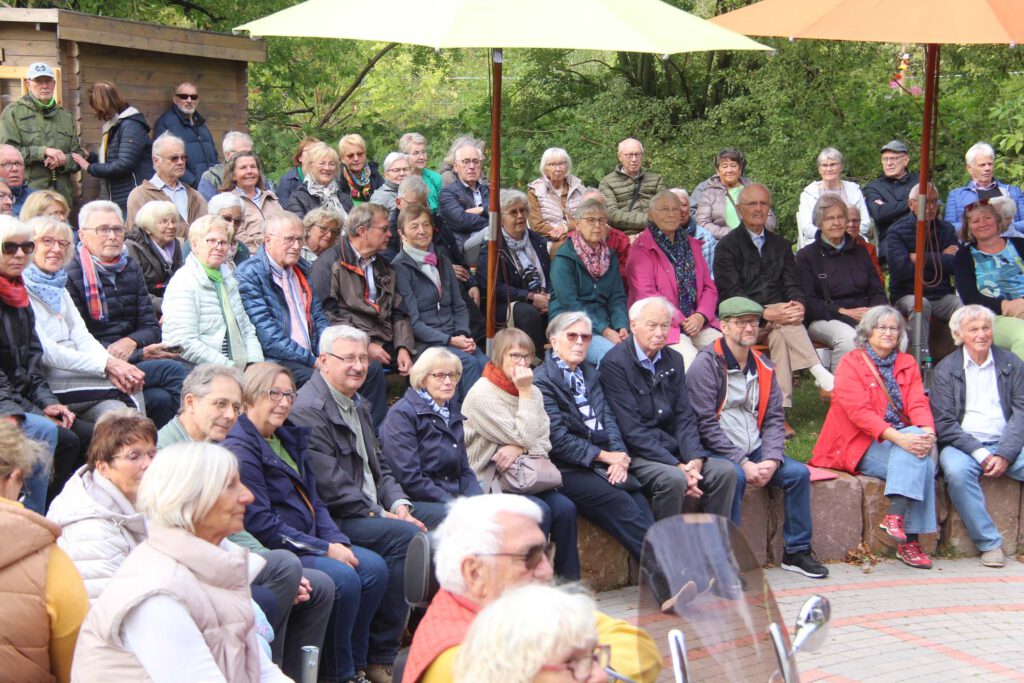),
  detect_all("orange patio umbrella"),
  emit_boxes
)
[712,0,1024,362]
